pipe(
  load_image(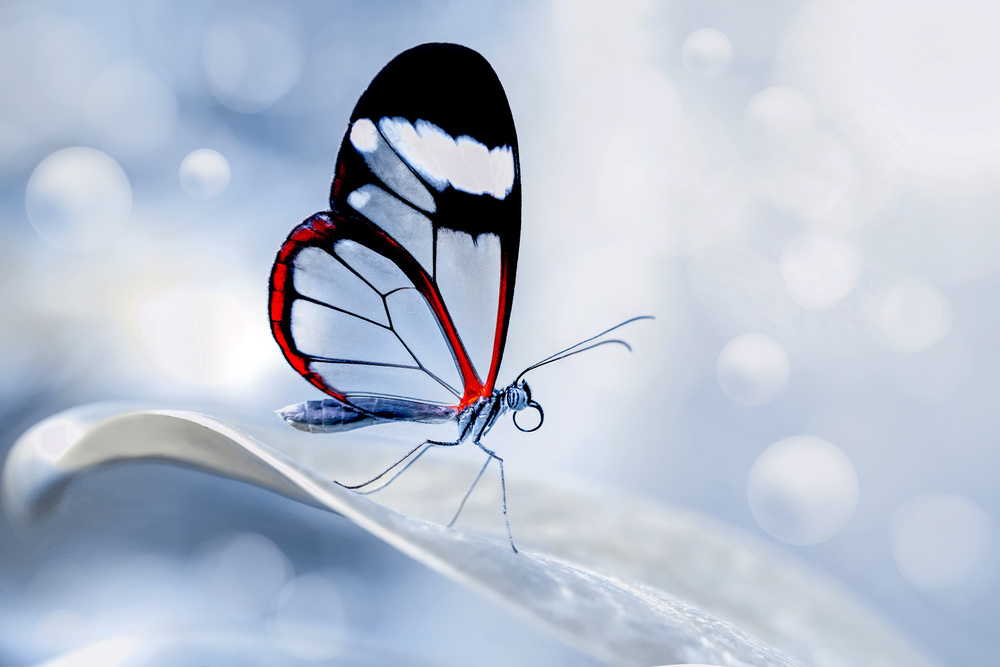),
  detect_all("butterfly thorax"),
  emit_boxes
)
[456,380,535,444]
